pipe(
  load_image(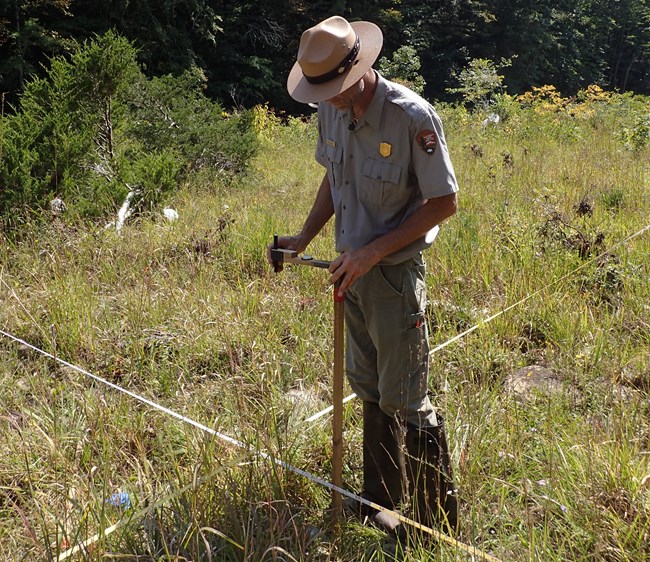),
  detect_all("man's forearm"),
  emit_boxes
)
[327,192,457,295]
[296,173,335,251]
[365,192,457,263]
